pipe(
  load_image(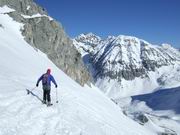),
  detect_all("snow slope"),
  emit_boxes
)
[0,6,155,135]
